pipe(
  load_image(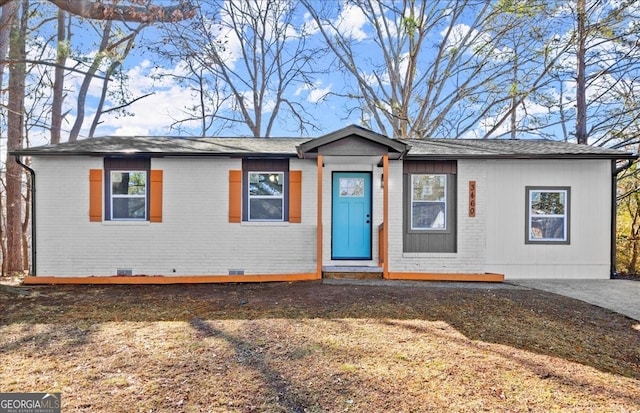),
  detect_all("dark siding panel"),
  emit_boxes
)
[242,159,289,172]
[403,161,457,253]
[403,160,457,174]
[104,157,150,170]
